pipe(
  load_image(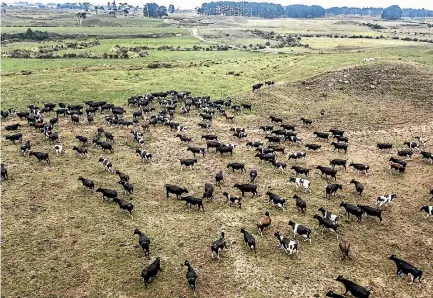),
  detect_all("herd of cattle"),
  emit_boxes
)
[1,88,432,297]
